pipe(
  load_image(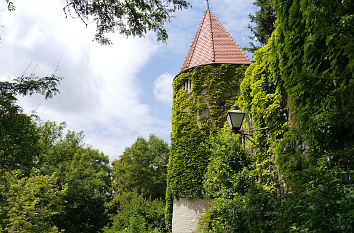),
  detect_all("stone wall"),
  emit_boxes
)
[172,198,211,233]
